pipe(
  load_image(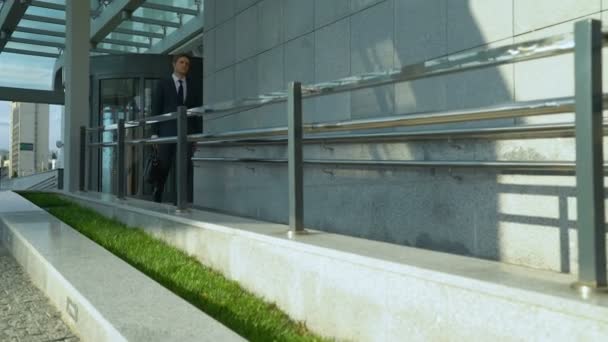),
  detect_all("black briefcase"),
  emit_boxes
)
[144,152,163,184]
